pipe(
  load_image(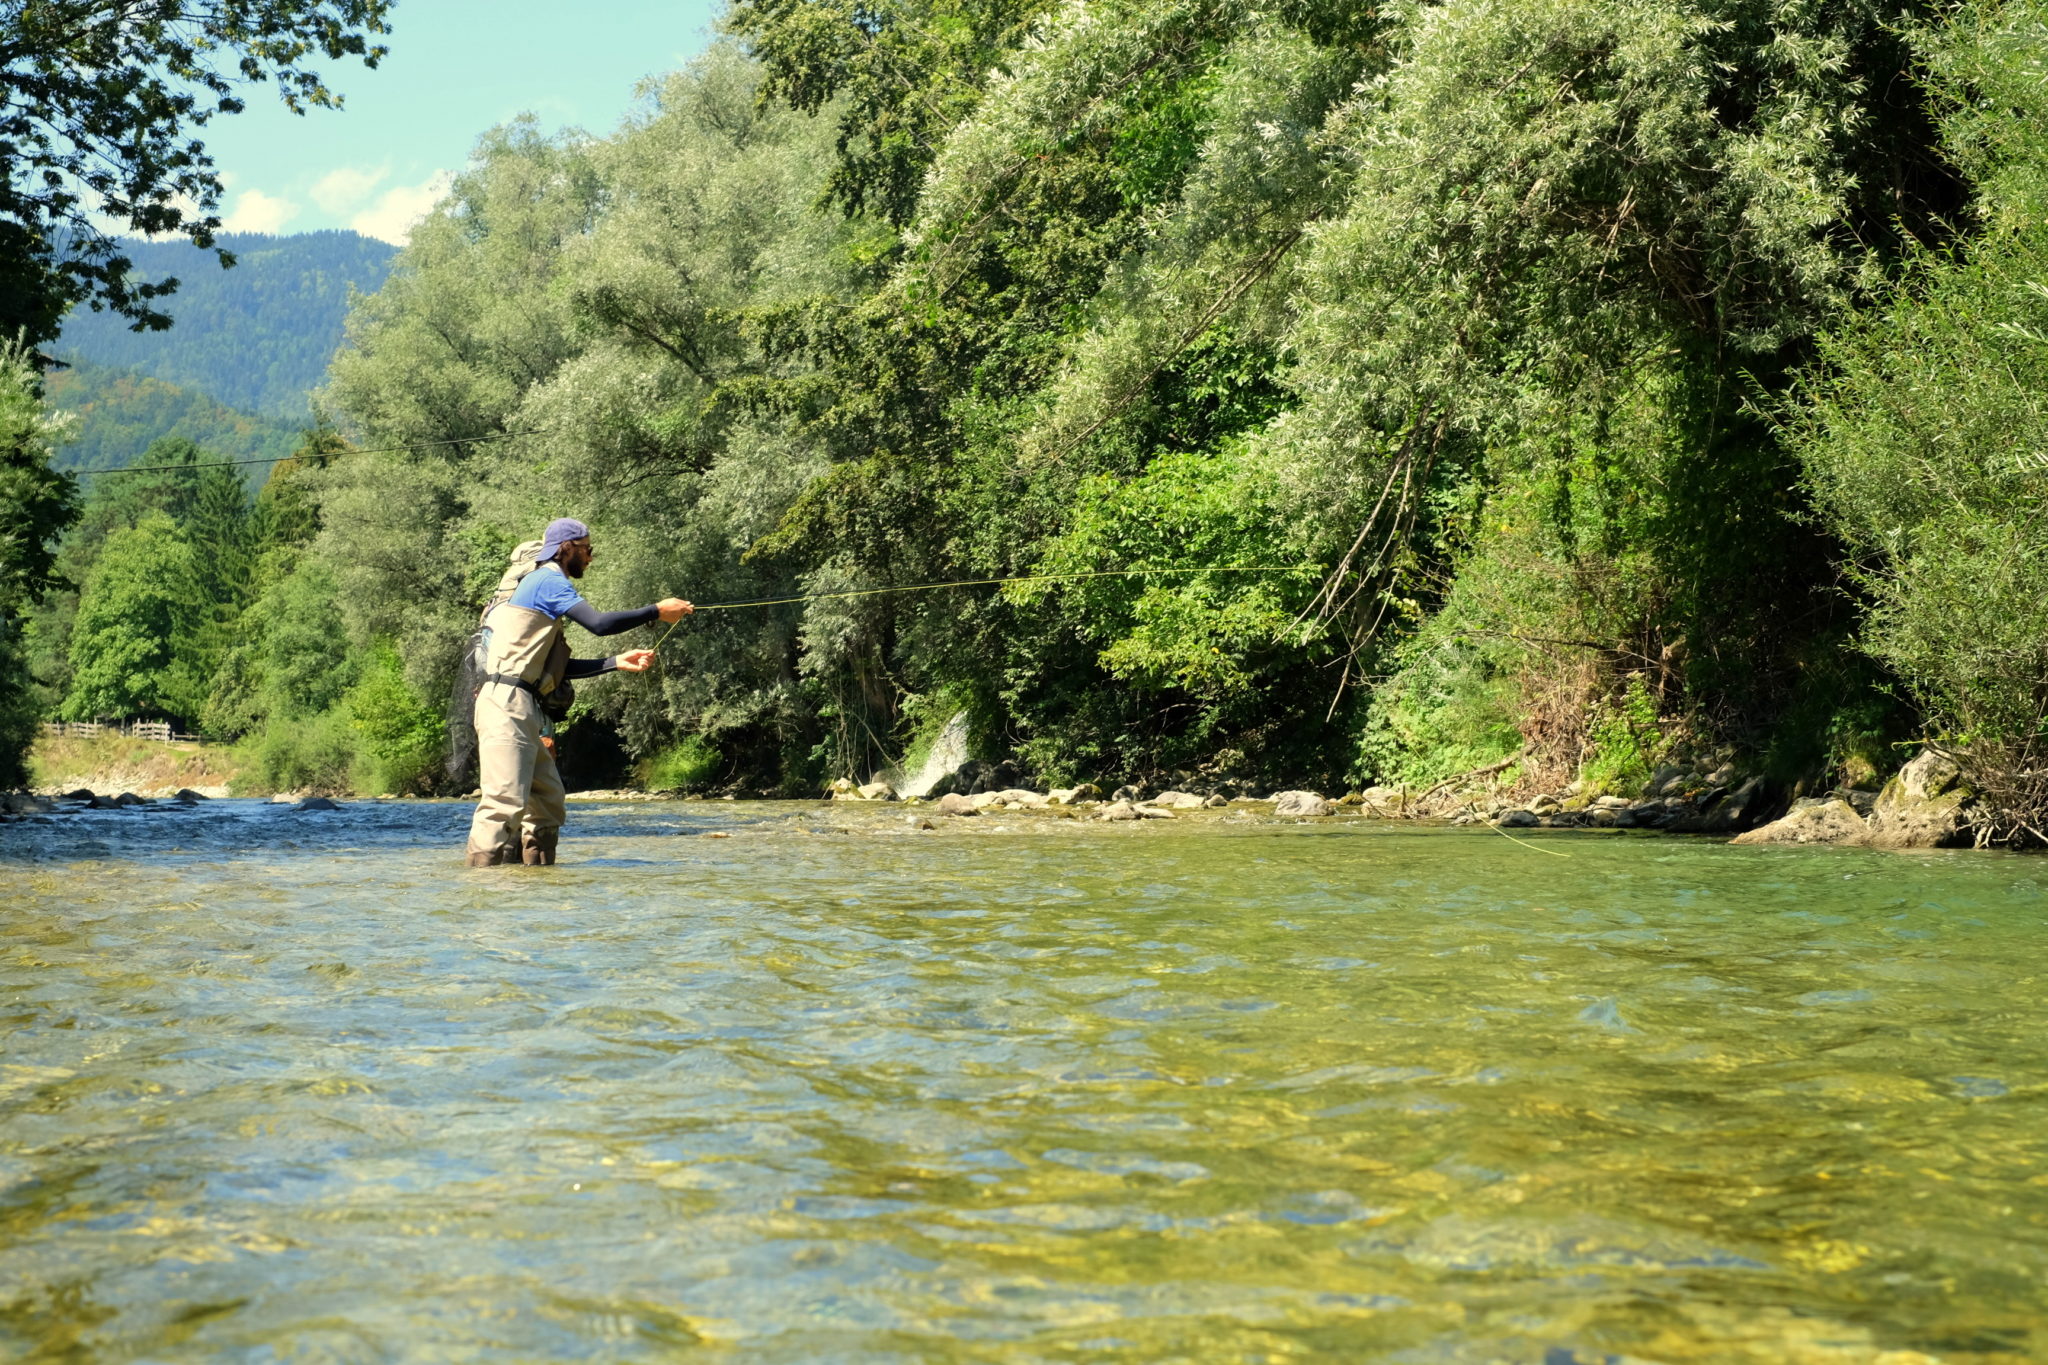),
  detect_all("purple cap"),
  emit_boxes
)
[539,517,589,561]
